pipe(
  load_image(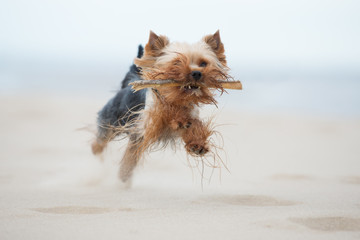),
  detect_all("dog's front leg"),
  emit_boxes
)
[168,107,193,131]
[181,119,211,156]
